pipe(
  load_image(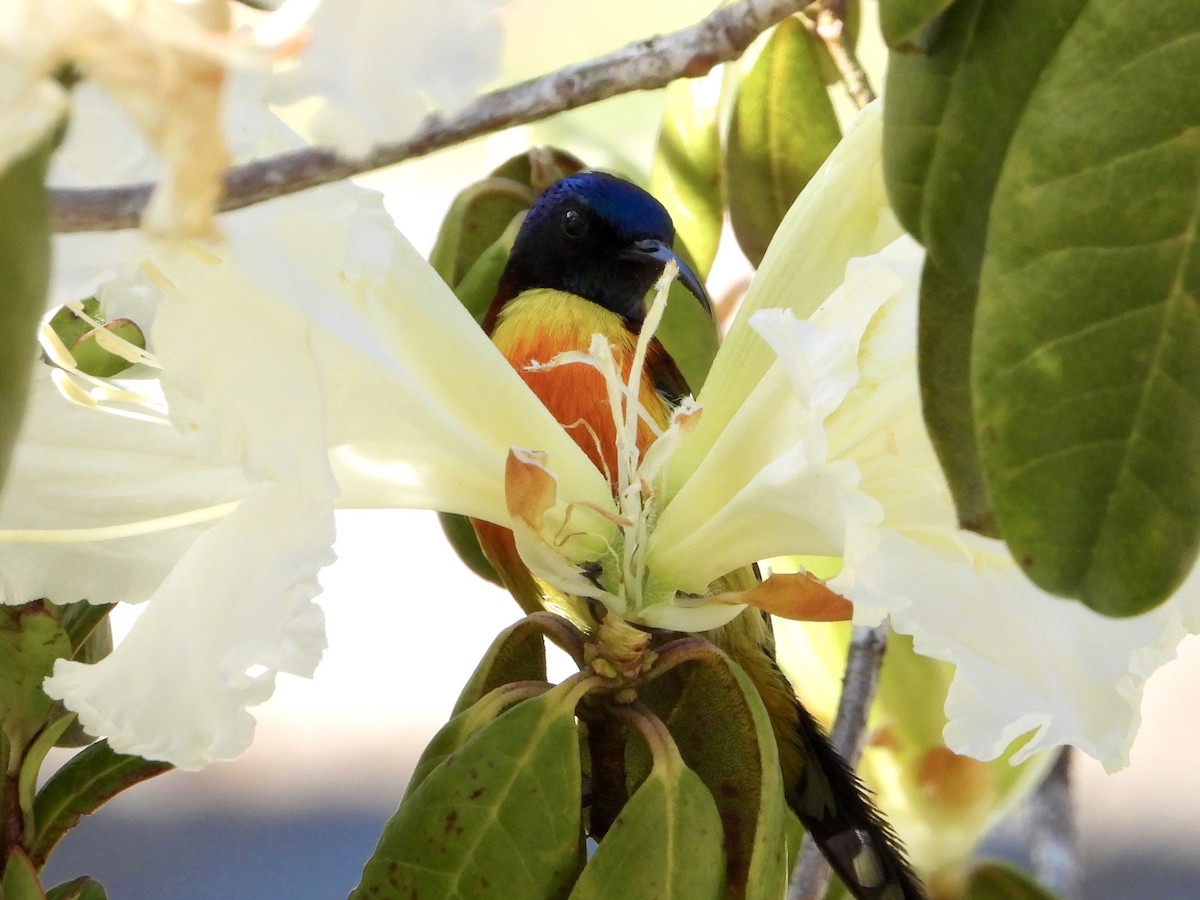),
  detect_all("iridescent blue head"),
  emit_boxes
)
[495,172,711,326]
